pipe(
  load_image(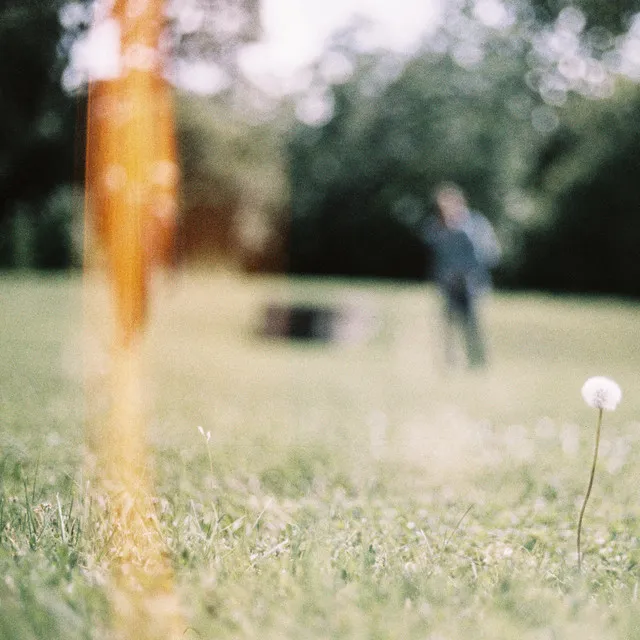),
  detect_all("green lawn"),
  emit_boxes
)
[1,272,640,639]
